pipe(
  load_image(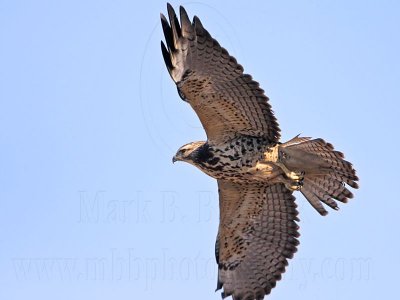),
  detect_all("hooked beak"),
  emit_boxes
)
[172,156,177,163]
